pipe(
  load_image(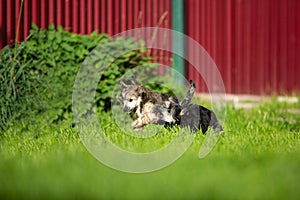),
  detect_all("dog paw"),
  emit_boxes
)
[133,127,144,131]
[131,120,143,128]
